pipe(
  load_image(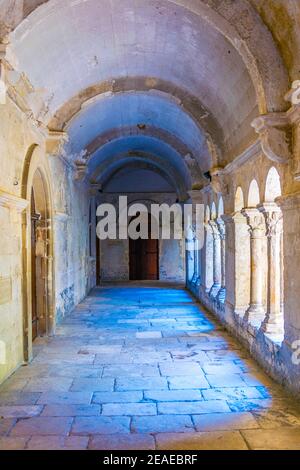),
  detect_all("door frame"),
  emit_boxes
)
[21,145,55,362]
